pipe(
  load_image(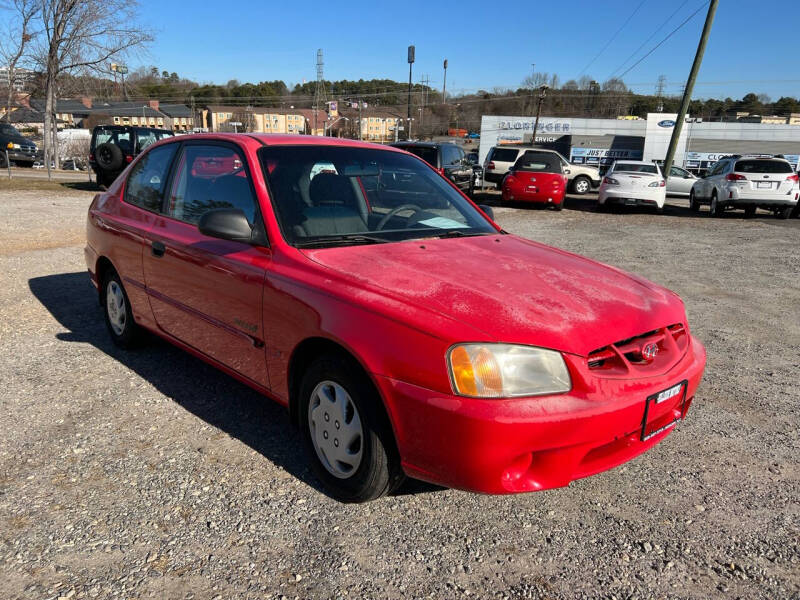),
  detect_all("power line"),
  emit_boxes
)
[577,0,648,78]
[617,1,710,80]
[607,0,689,79]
